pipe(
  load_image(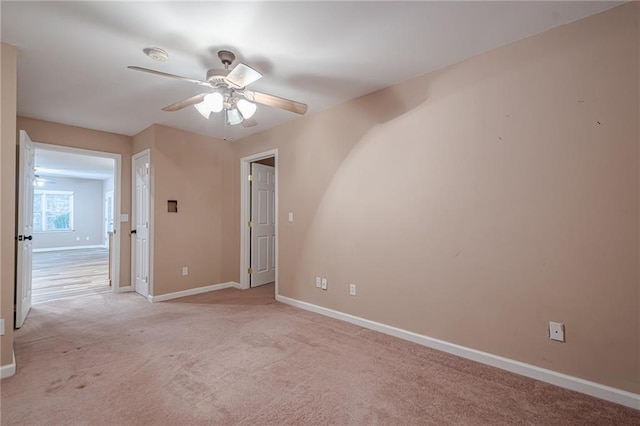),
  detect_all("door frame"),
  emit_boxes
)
[240,149,278,293]
[249,162,276,288]
[131,149,153,299]
[104,190,114,248]
[31,142,123,291]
